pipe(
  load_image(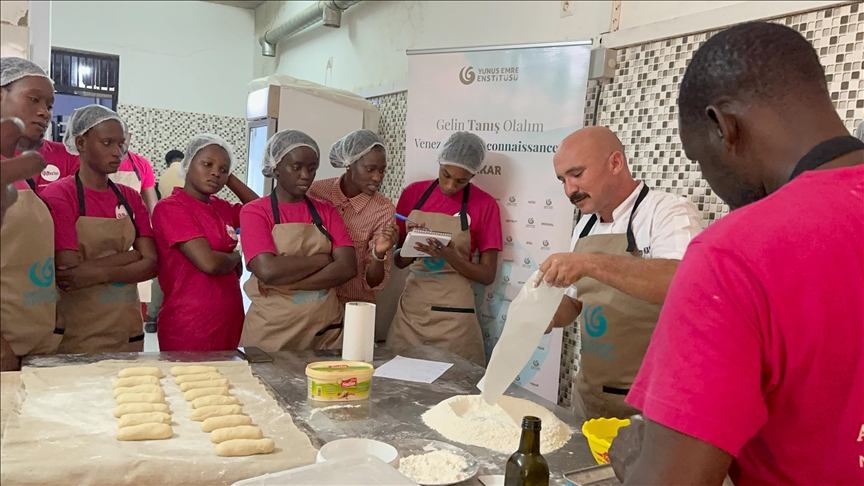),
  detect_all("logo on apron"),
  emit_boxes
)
[583,304,607,337]
[291,290,328,305]
[115,204,129,219]
[23,257,58,308]
[28,257,54,287]
[99,282,137,305]
[41,164,60,182]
